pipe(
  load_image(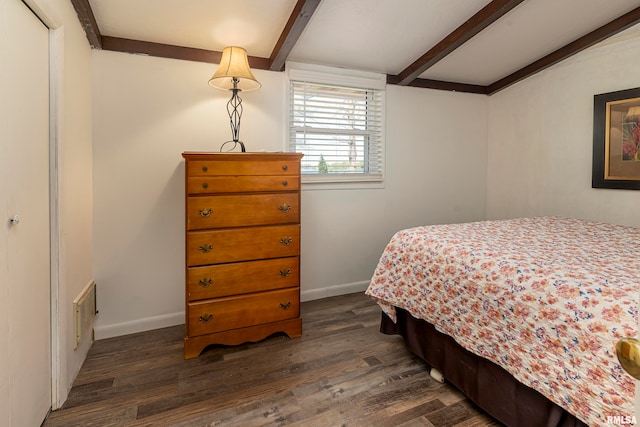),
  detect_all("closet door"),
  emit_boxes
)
[0,0,51,425]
